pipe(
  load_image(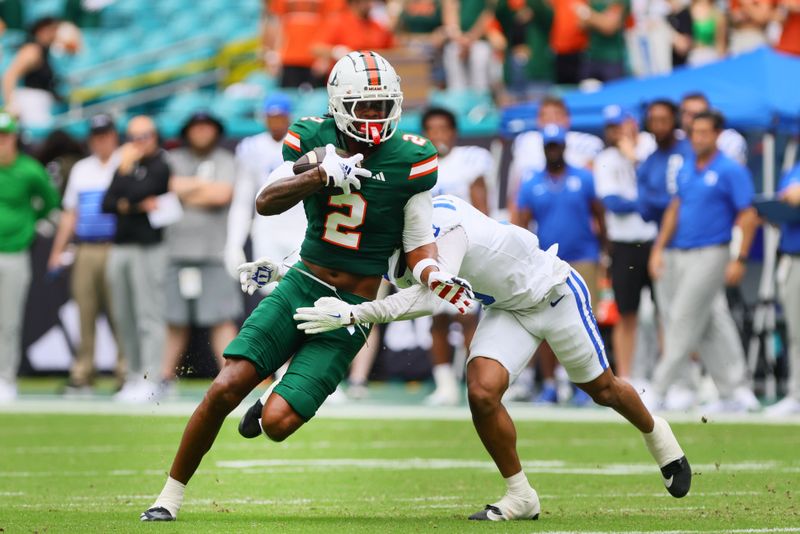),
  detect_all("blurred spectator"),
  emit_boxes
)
[2,17,61,127]
[421,107,493,405]
[687,0,726,65]
[311,0,394,79]
[776,0,800,56]
[508,95,603,218]
[64,0,113,28]
[388,0,447,86]
[550,0,589,84]
[102,116,171,403]
[513,124,607,404]
[729,0,775,54]
[263,0,344,88]
[637,99,692,227]
[667,0,693,68]
[441,0,501,92]
[647,111,759,412]
[766,161,800,415]
[679,92,747,164]
[227,94,306,287]
[0,0,24,32]
[494,0,555,95]
[578,0,629,81]
[0,111,60,402]
[47,113,124,394]
[161,112,241,389]
[594,105,657,380]
[35,129,86,196]
[627,0,673,76]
